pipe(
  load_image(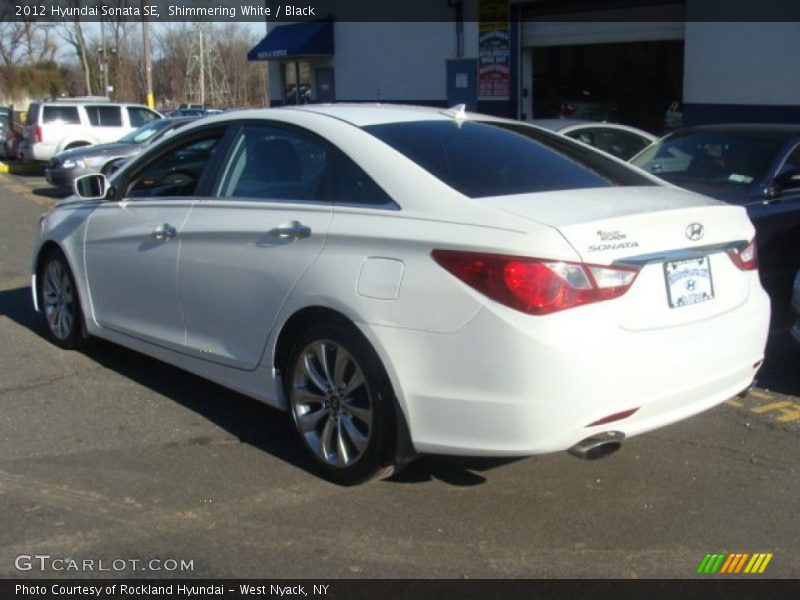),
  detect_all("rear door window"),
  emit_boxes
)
[85,105,123,126]
[41,106,80,124]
